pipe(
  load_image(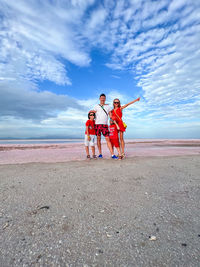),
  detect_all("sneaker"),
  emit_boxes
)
[111,155,118,159]
[86,155,90,159]
[98,154,103,158]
